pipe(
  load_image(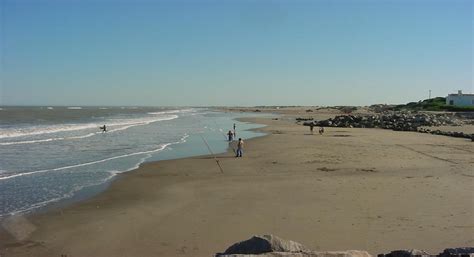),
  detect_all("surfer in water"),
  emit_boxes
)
[100,125,107,132]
